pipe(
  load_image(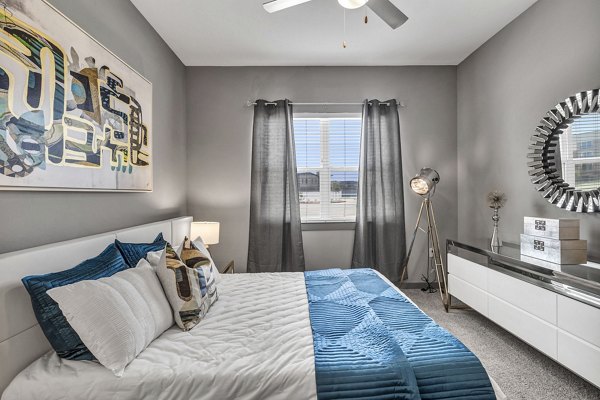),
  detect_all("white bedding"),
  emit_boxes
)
[3,270,505,400]
[2,273,317,400]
